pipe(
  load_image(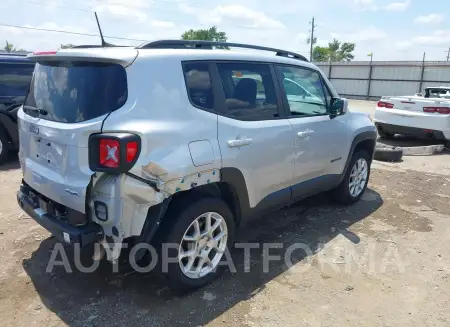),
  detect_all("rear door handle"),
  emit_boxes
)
[227,138,253,148]
[297,130,314,138]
